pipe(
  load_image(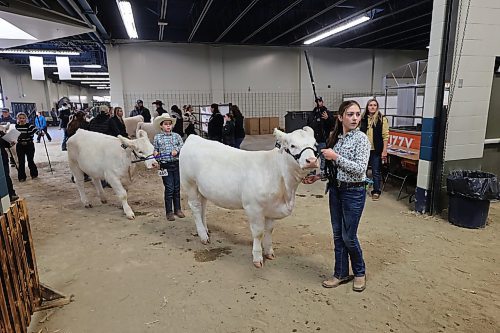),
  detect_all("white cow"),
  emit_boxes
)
[123,115,144,138]
[136,121,161,143]
[67,129,155,219]
[180,127,319,268]
[0,123,18,167]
